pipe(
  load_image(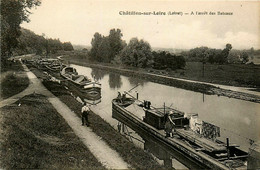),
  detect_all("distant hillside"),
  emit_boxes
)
[73,44,91,50]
